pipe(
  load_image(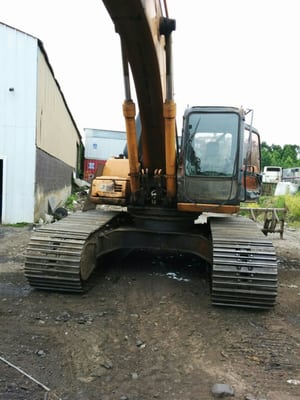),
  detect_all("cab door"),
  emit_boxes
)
[242,126,262,201]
